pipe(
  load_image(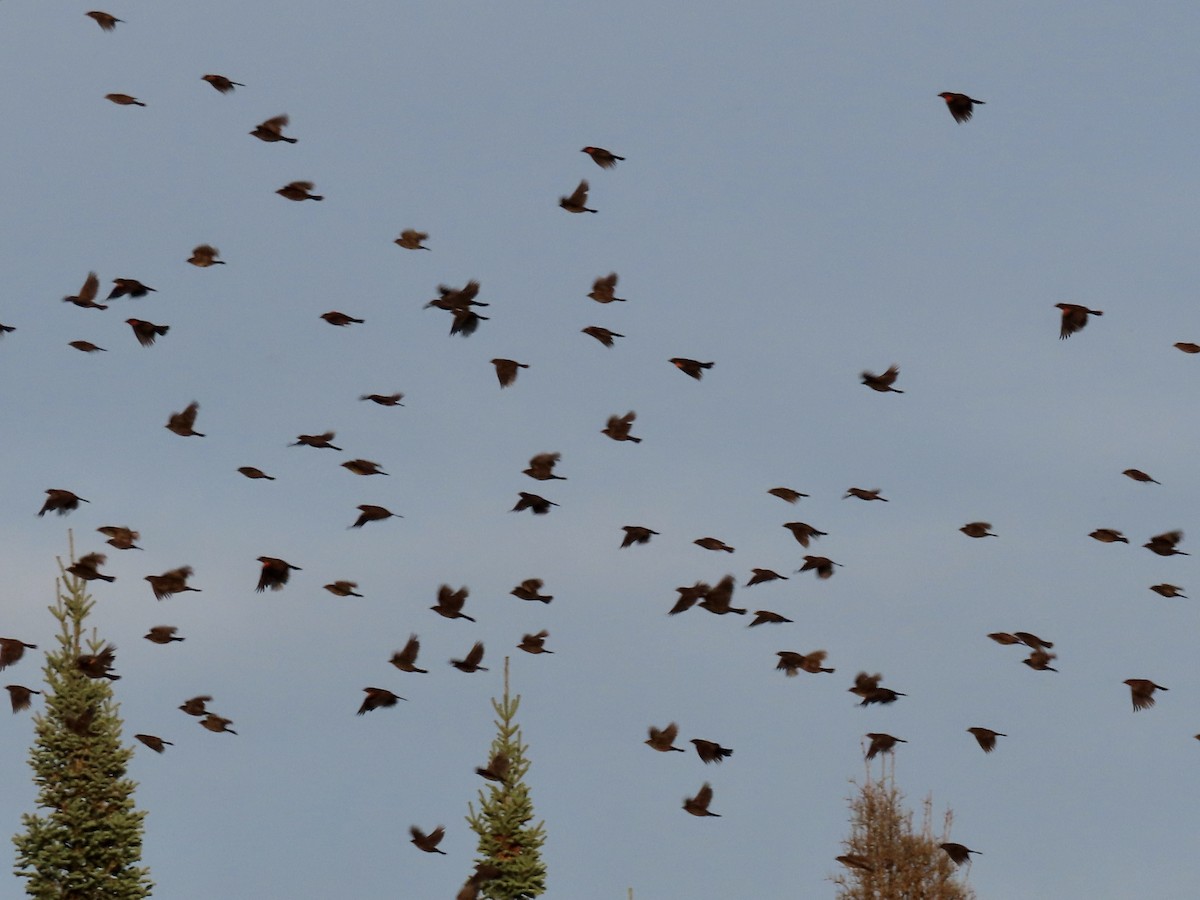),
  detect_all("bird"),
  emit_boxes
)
[324,581,363,598]
[491,359,529,387]
[698,575,746,616]
[135,734,173,753]
[939,843,981,866]
[559,179,597,213]
[844,487,887,502]
[166,401,205,437]
[1150,583,1186,598]
[0,638,37,671]
[782,522,826,547]
[425,280,487,312]
[967,727,1006,753]
[277,181,323,201]
[63,272,106,309]
[836,855,874,872]
[1056,303,1103,339]
[105,93,145,107]
[748,610,792,627]
[694,537,735,553]
[582,326,624,347]
[250,114,297,143]
[321,311,363,326]
[776,650,834,676]
[451,641,487,673]
[125,318,169,346]
[512,492,557,515]
[431,585,476,621]
[66,552,115,583]
[1022,649,1058,672]
[523,452,565,481]
[200,714,237,735]
[39,489,89,517]
[668,582,710,615]
[1144,530,1187,557]
[352,505,399,528]
[588,273,625,303]
[865,733,906,760]
[394,230,431,250]
[745,568,788,587]
[77,644,119,680]
[511,579,553,603]
[143,626,185,644]
[292,431,342,450]
[938,92,984,123]
[861,365,903,393]
[1089,528,1128,544]
[1174,342,1200,354]
[987,632,1022,646]
[449,306,489,337]
[518,630,553,654]
[390,636,428,673]
[360,392,404,406]
[86,11,123,30]
[187,244,224,267]
[768,487,808,503]
[646,722,685,752]
[475,752,509,782]
[178,696,212,717]
[1123,468,1160,485]
[410,826,447,855]
[621,526,658,548]
[145,566,201,601]
[237,466,275,480]
[64,706,97,735]
[341,459,388,476]
[849,672,905,706]
[798,555,840,579]
[0,323,14,336]
[97,525,140,550]
[602,411,641,442]
[581,146,624,168]
[256,556,301,592]
[1124,678,1168,711]
[357,687,405,715]
[960,521,996,538]
[107,278,156,299]
[202,74,244,93]
[670,358,714,380]
[1014,632,1053,650]
[683,783,720,817]
[68,341,106,352]
[690,739,733,764]
[5,685,40,713]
